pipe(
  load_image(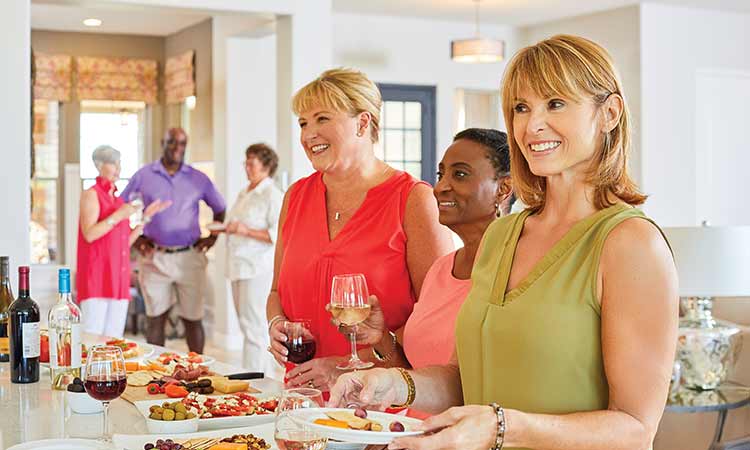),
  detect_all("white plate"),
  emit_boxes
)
[288,407,423,445]
[134,396,276,431]
[151,353,216,366]
[113,423,275,450]
[7,439,112,450]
